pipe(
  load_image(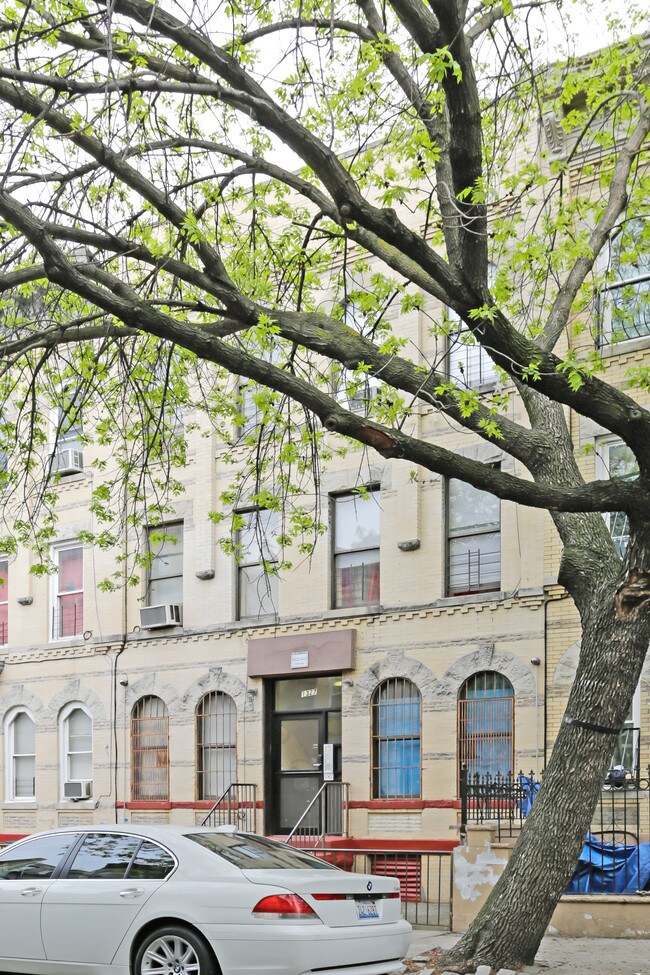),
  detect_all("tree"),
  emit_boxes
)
[0,0,649,968]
